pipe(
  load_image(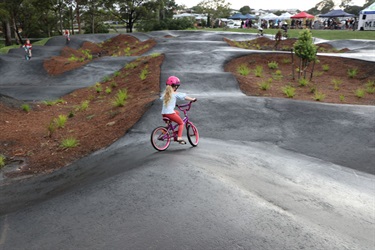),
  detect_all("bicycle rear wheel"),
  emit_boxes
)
[186,122,199,147]
[151,126,171,151]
